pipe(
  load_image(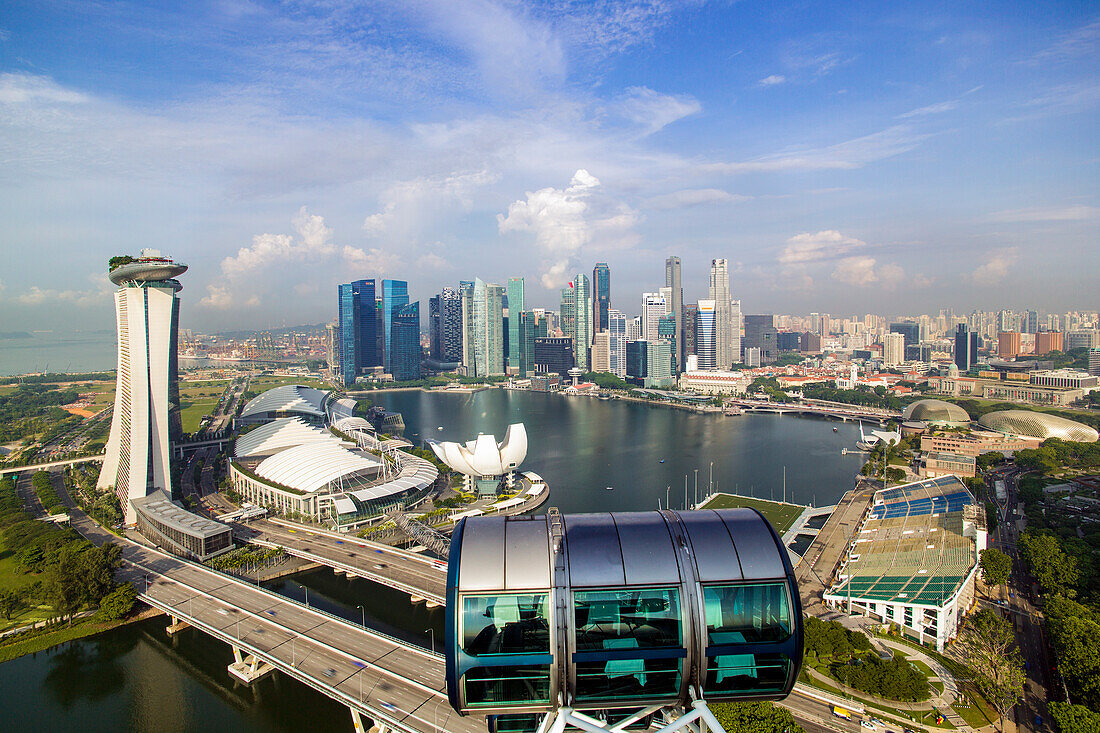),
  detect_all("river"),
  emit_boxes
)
[0,389,866,731]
